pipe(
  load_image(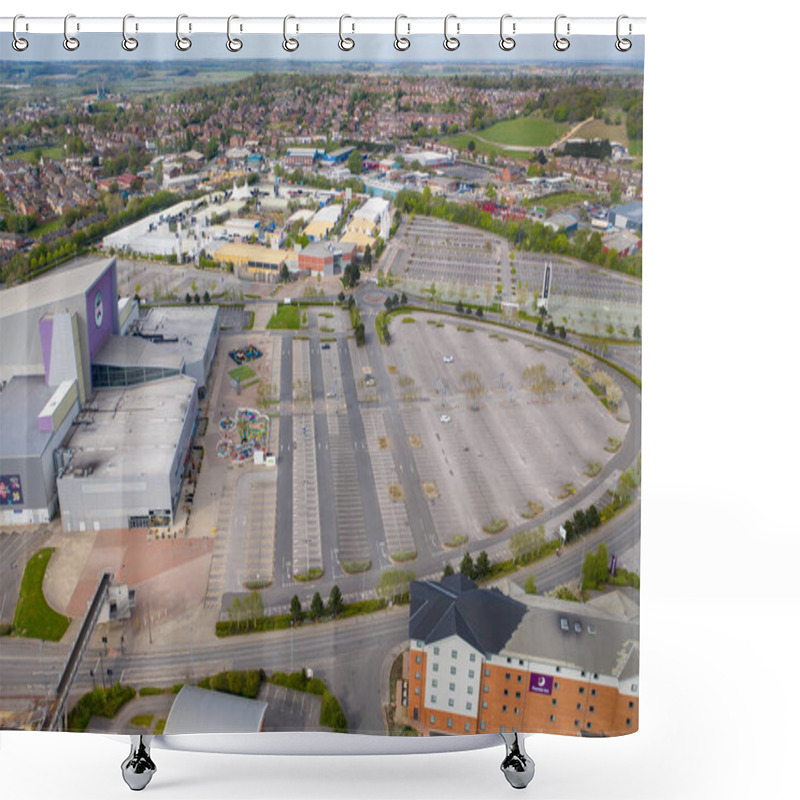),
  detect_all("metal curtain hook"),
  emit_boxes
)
[394,15,410,51]
[227,15,243,52]
[615,15,632,51]
[554,14,570,51]
[176,14,192,51]
[63,13,80,51]
[12,14,29,52]
[283,15,299,52]
[122,15,139,51]
[339,15,354,51]
[444,14,460,51]
[500,14,515,51]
